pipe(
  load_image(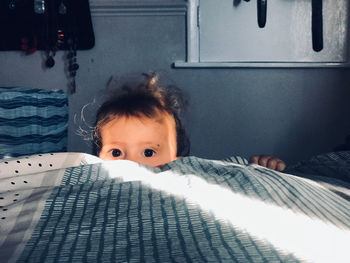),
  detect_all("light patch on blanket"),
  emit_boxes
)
[103,160,350,263]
